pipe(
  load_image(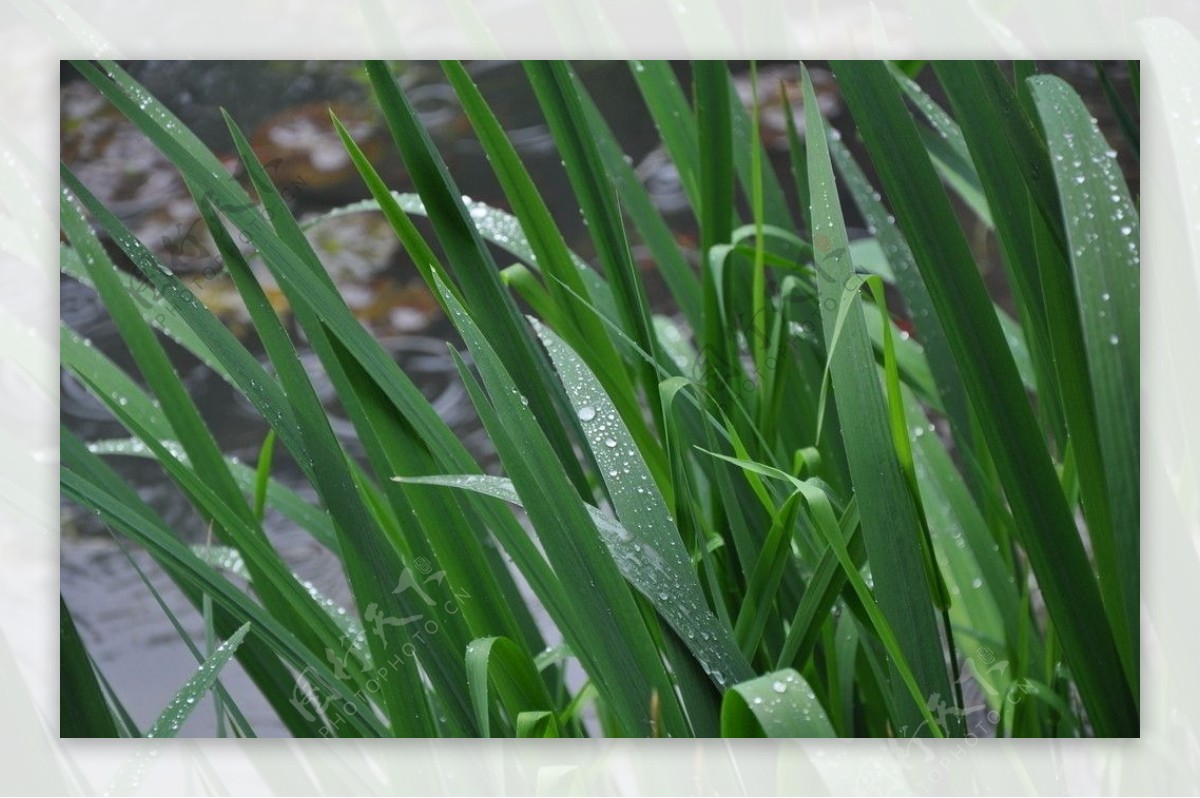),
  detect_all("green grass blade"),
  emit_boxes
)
[830,59,1136,736]
[748,63,770,395]
[937,63,1133,688]
[85,434,336,552]
[465,636,556,738]
[144,623,251,738]
[775,499,864,670]
[59,183,256,533]
[904,387,1025,708]
[61,326,171,442]
[364,60,591,498]
[827,135,988,498]
[779,86,812,233]
[191,544,371,670]
[62,430,385,737]
[60,597,122,738]
[887,63,994,227]
[60,186,365,699]
[430,272,685,736]
[802,65,957,736]
[206,176,540,568]
[930,62,1072,454]
[575,86,703,328]
[64,425,317,740]
[310,192,617,322]
[727,67,793,235]
[113,536,257,738]
[440,61,626,379]
[721,669,835,737]
[252,431,275,523]
[694,60,737,402]
[233,100,541,696]
[217,117,467,736]
[328,116,581,667]
[628,61,700,209]
[64,342,375,692]
[734,491,802,657]
[533,319,752,687]
[60,169,312,482]
[60,200,399,729]
[698,447,943,736]
[1093,61,1139,158]
[65,60,556,734]
[441,61,664,486]
[522,61,662,417]
[74,61,554,695]
[516,711,561,738]
[1030,74,1140,690]
[446,312,748,686]
[61,56,1136,740]
[60,245,228,381]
